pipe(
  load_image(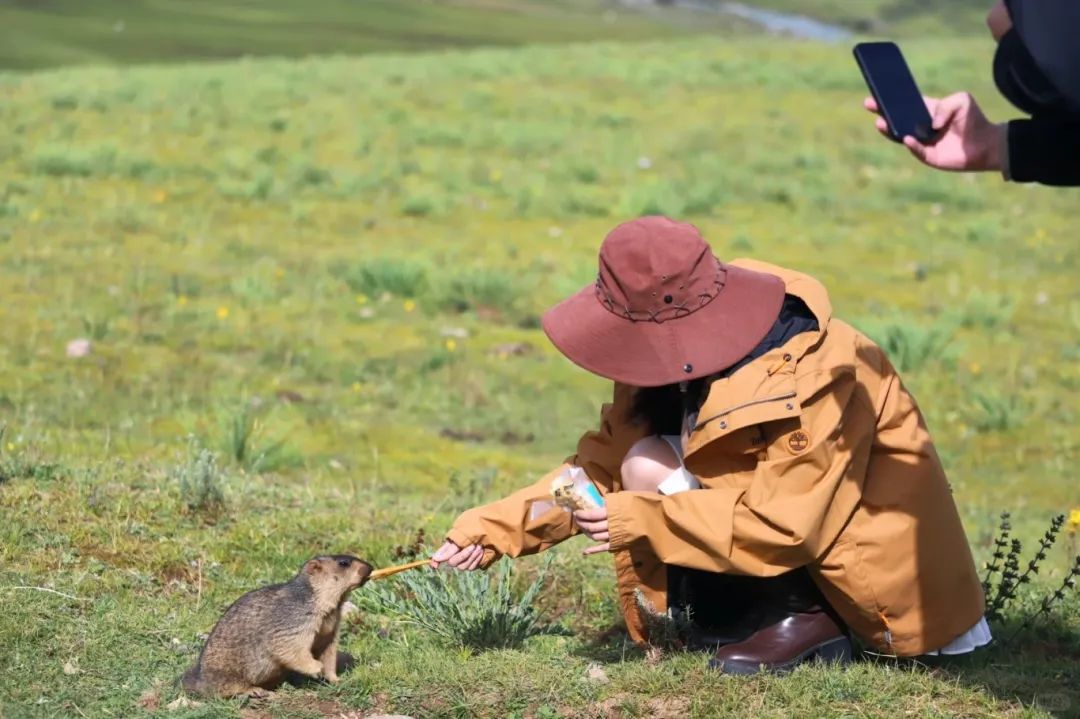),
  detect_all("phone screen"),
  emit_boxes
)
[854,42,935,143]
